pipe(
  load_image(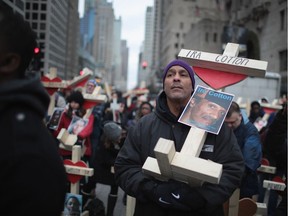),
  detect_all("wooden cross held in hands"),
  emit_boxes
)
[142,43,268,185]
[141,43,268,216]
